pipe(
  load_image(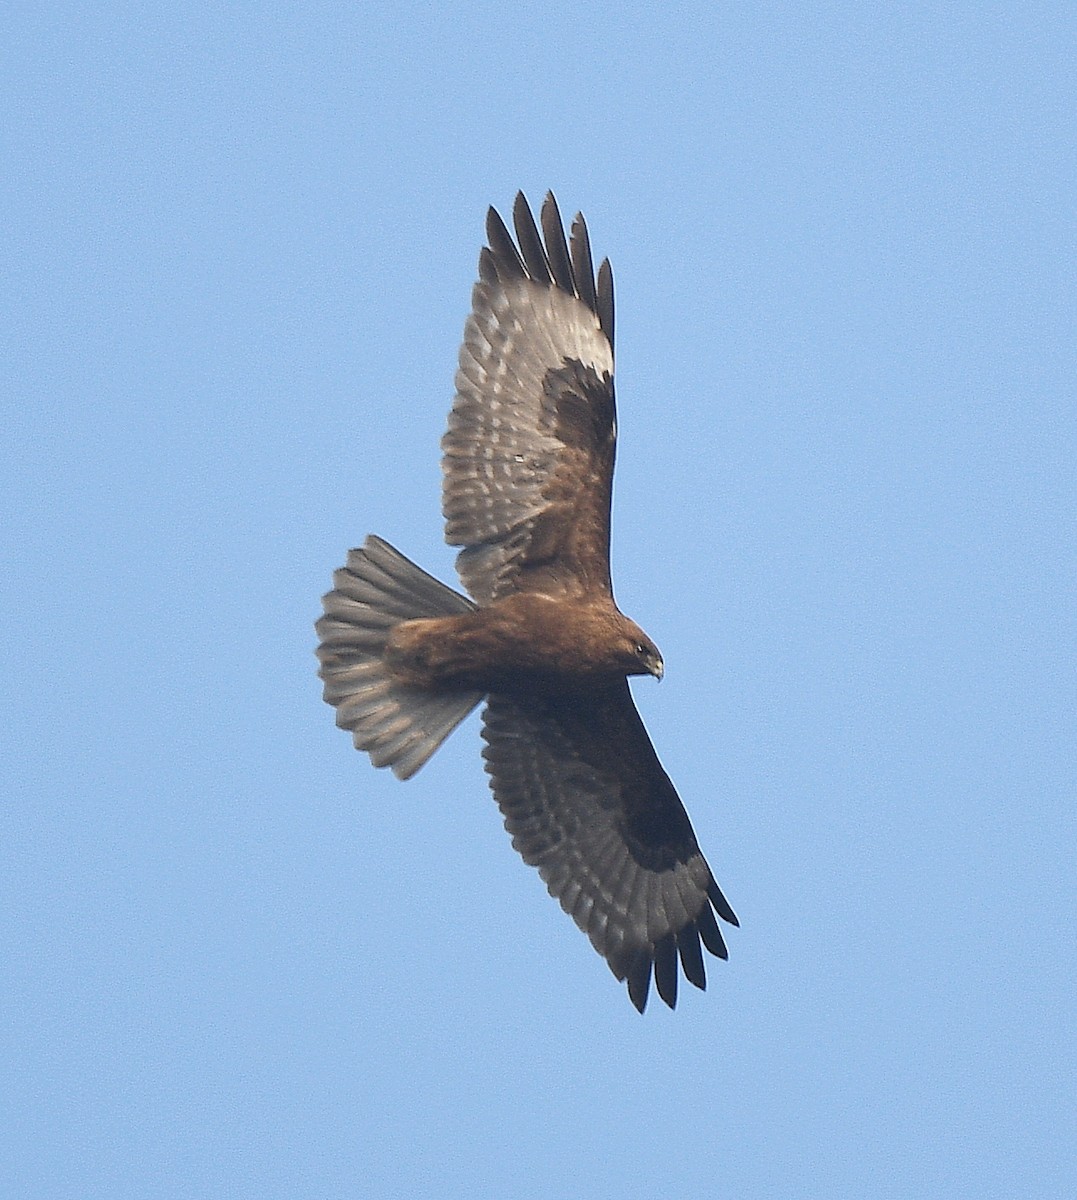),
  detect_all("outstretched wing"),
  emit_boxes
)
[481,682,738,1012]
[442,192,617,605]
